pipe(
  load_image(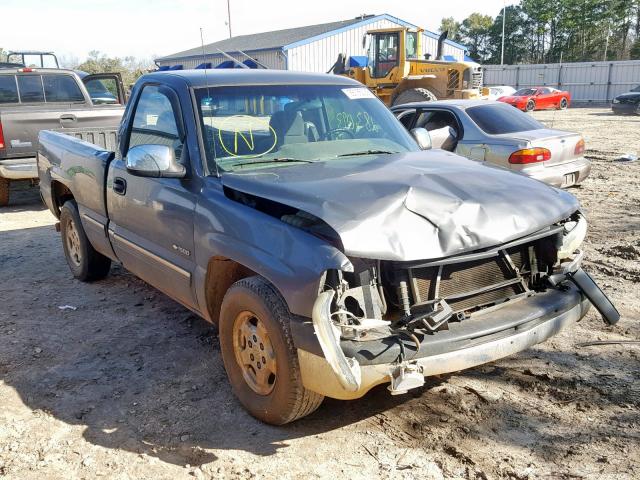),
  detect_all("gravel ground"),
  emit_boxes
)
[0,107,638,479]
